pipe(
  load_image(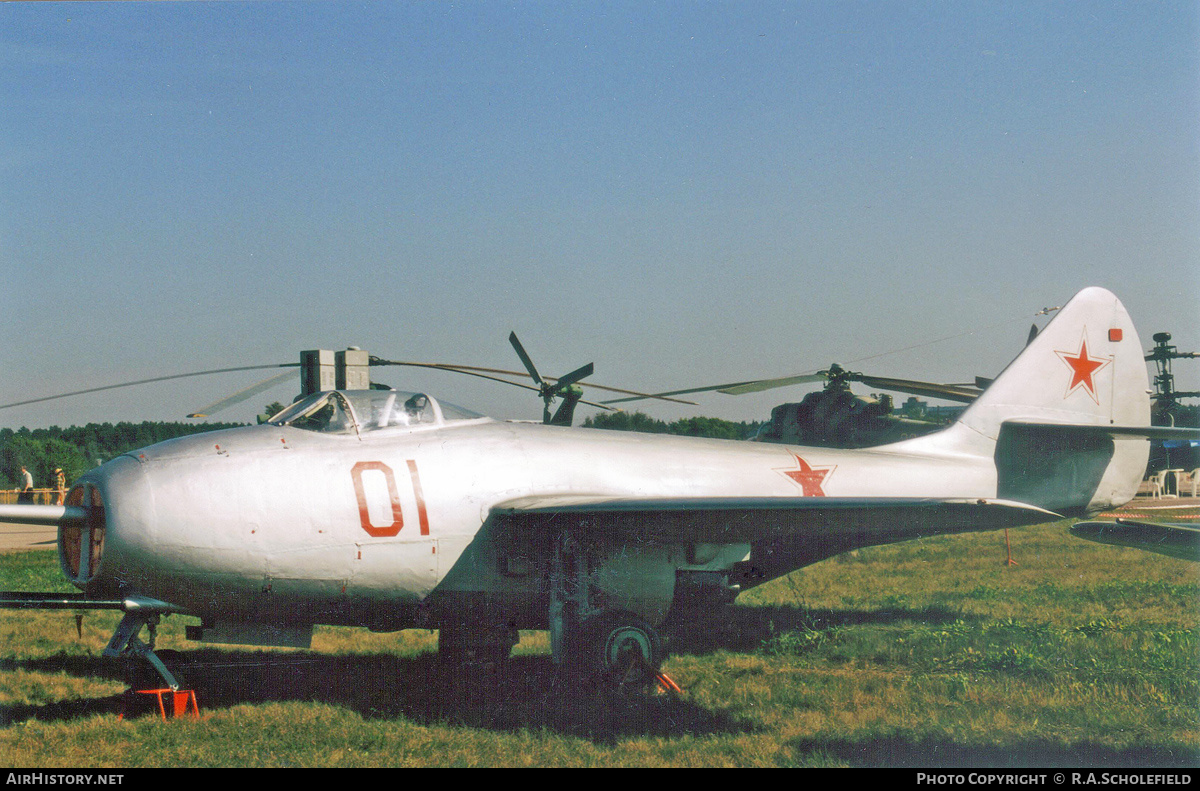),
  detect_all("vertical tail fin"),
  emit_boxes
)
[933,288,1151,514]
[960,287,1150,439]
